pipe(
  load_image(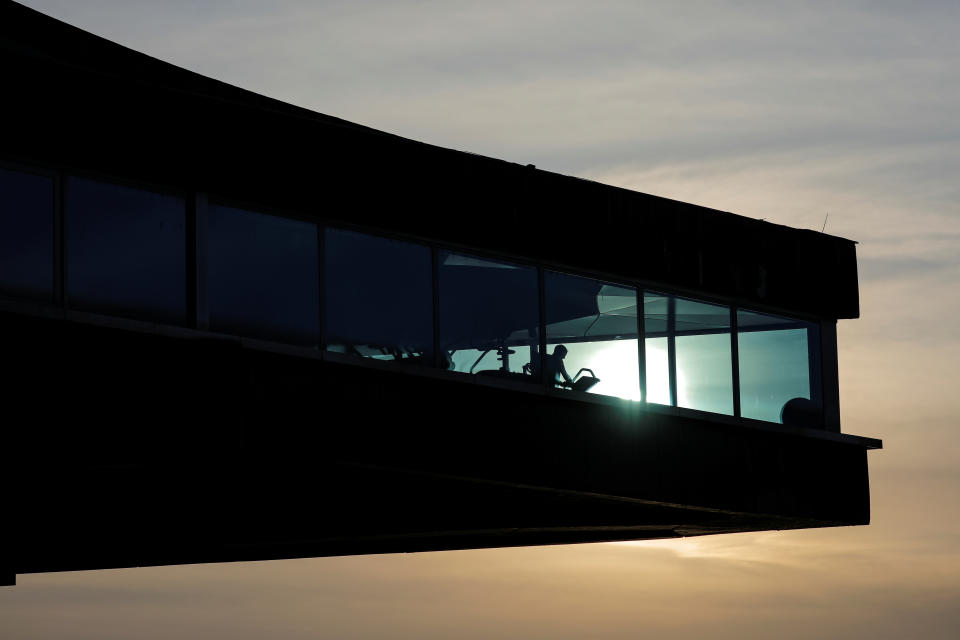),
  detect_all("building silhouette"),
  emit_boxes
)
[0,0,880,586]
